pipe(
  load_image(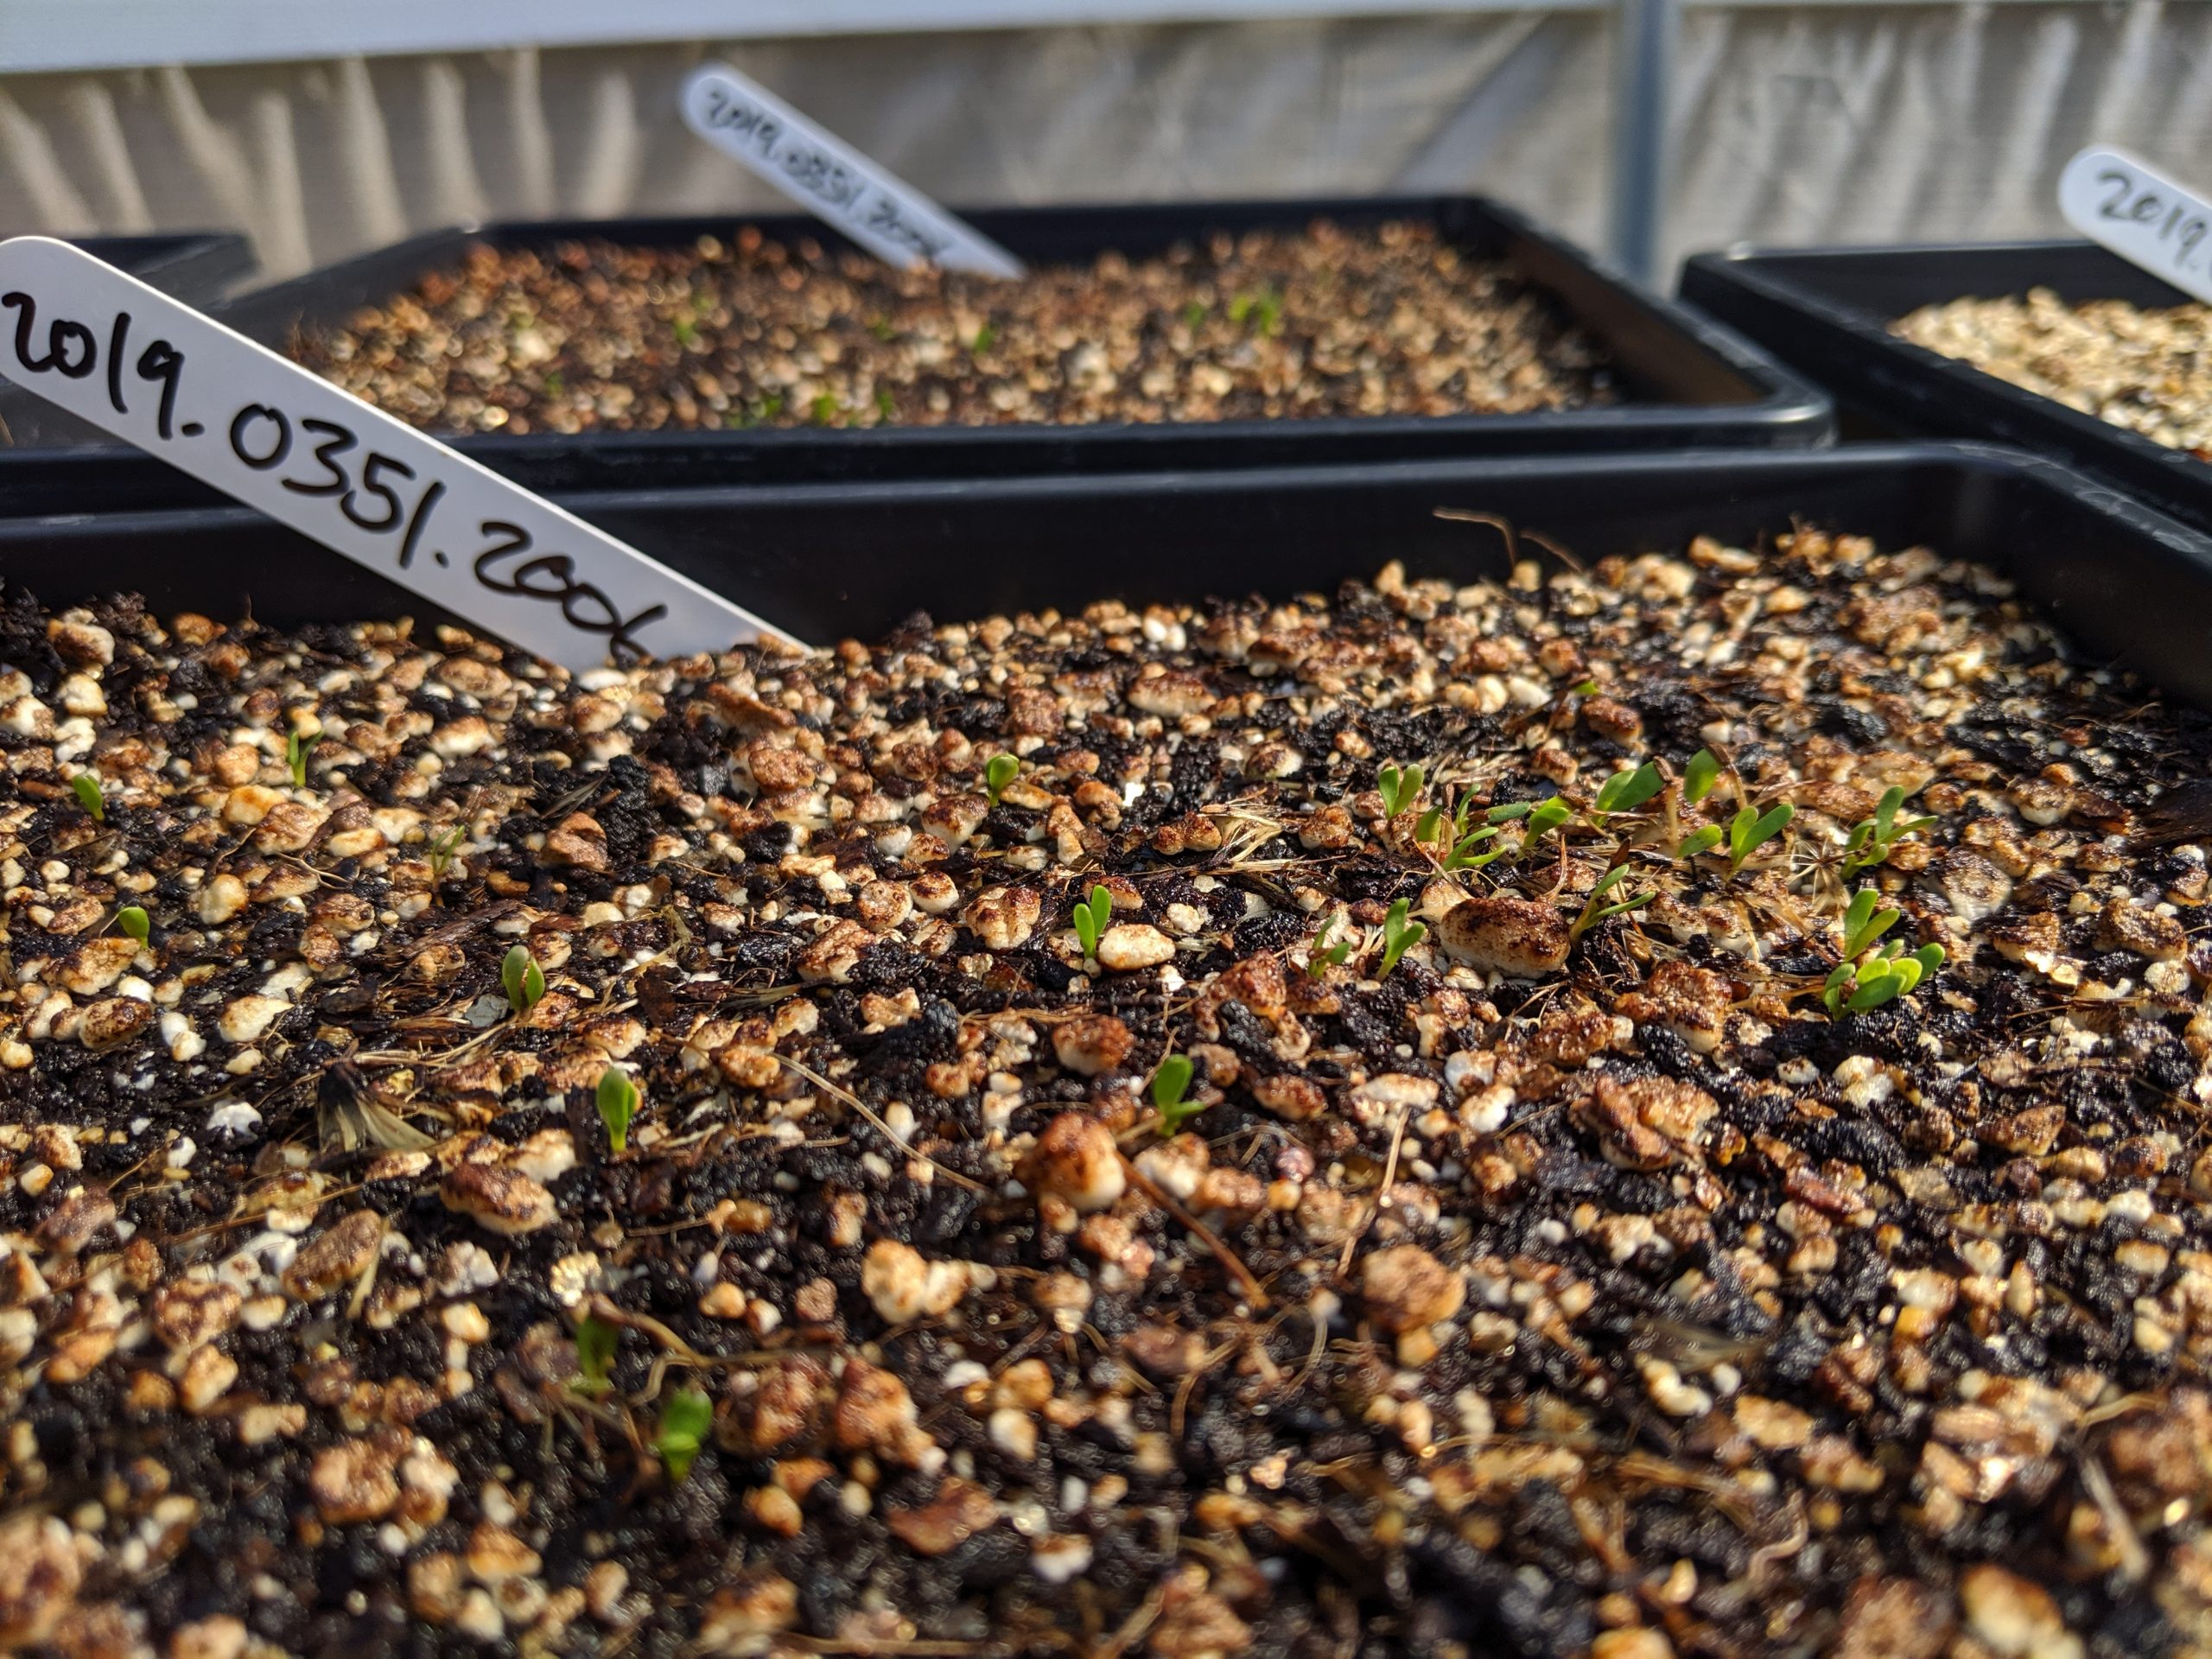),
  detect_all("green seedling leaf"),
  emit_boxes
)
[1442,824,1502,871]
[1571,864,1656,940]
[71,773,105,821]
[1378,898,1427,977]
[1726,802,1793,874]
[971,322,996,354]
[1592,762,1663,817]
[1377,762,1425,818]
[1910,943,1946,978]
[596,1067,639,1156]
[1675,824,1722,861]
[1568,678,1599,696]
[428,825,465,879]
[672,316,699,348]
[868,316,895,341]
[1523,798,1573,847]
[1486,799,1534,823]
[1073,884,1114,962]
[502,944,544,1016]
[572,1315,617,1397]
[1309,916,1356,979]
[285,728,320,789]
[810,392,838,425]
[1415,805,1445,843]
[1152,1054,1204,1135]
[655,1388,713,1484]
[543,369,565,397]
[877,388,897,421]
[117,906,149,946]
[984,753,1019,805]
[1682,748,1720,806]
[1842,887,1902,960]
[1181,300,1207,330]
